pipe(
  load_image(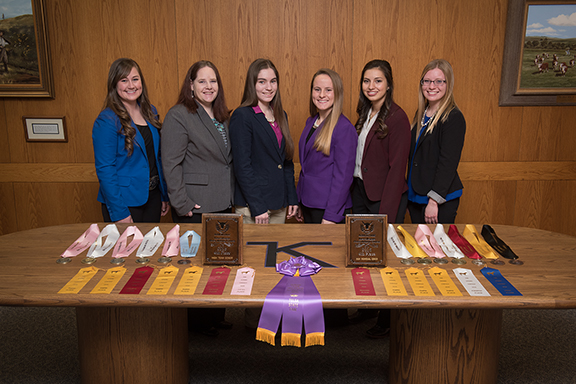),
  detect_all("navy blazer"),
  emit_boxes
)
[359,102,411,218]
[92,107,168,221]
[408,108,466,203]
[229,106,298,217]
[297,114,357,223]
